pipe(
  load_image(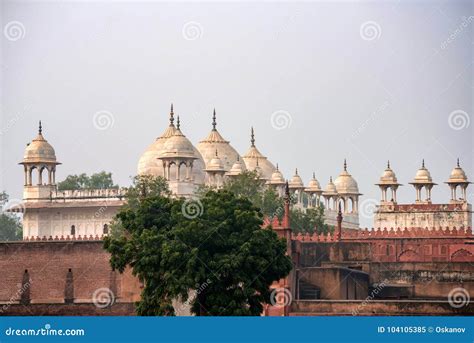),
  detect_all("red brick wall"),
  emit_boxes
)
[0,241,141,307]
